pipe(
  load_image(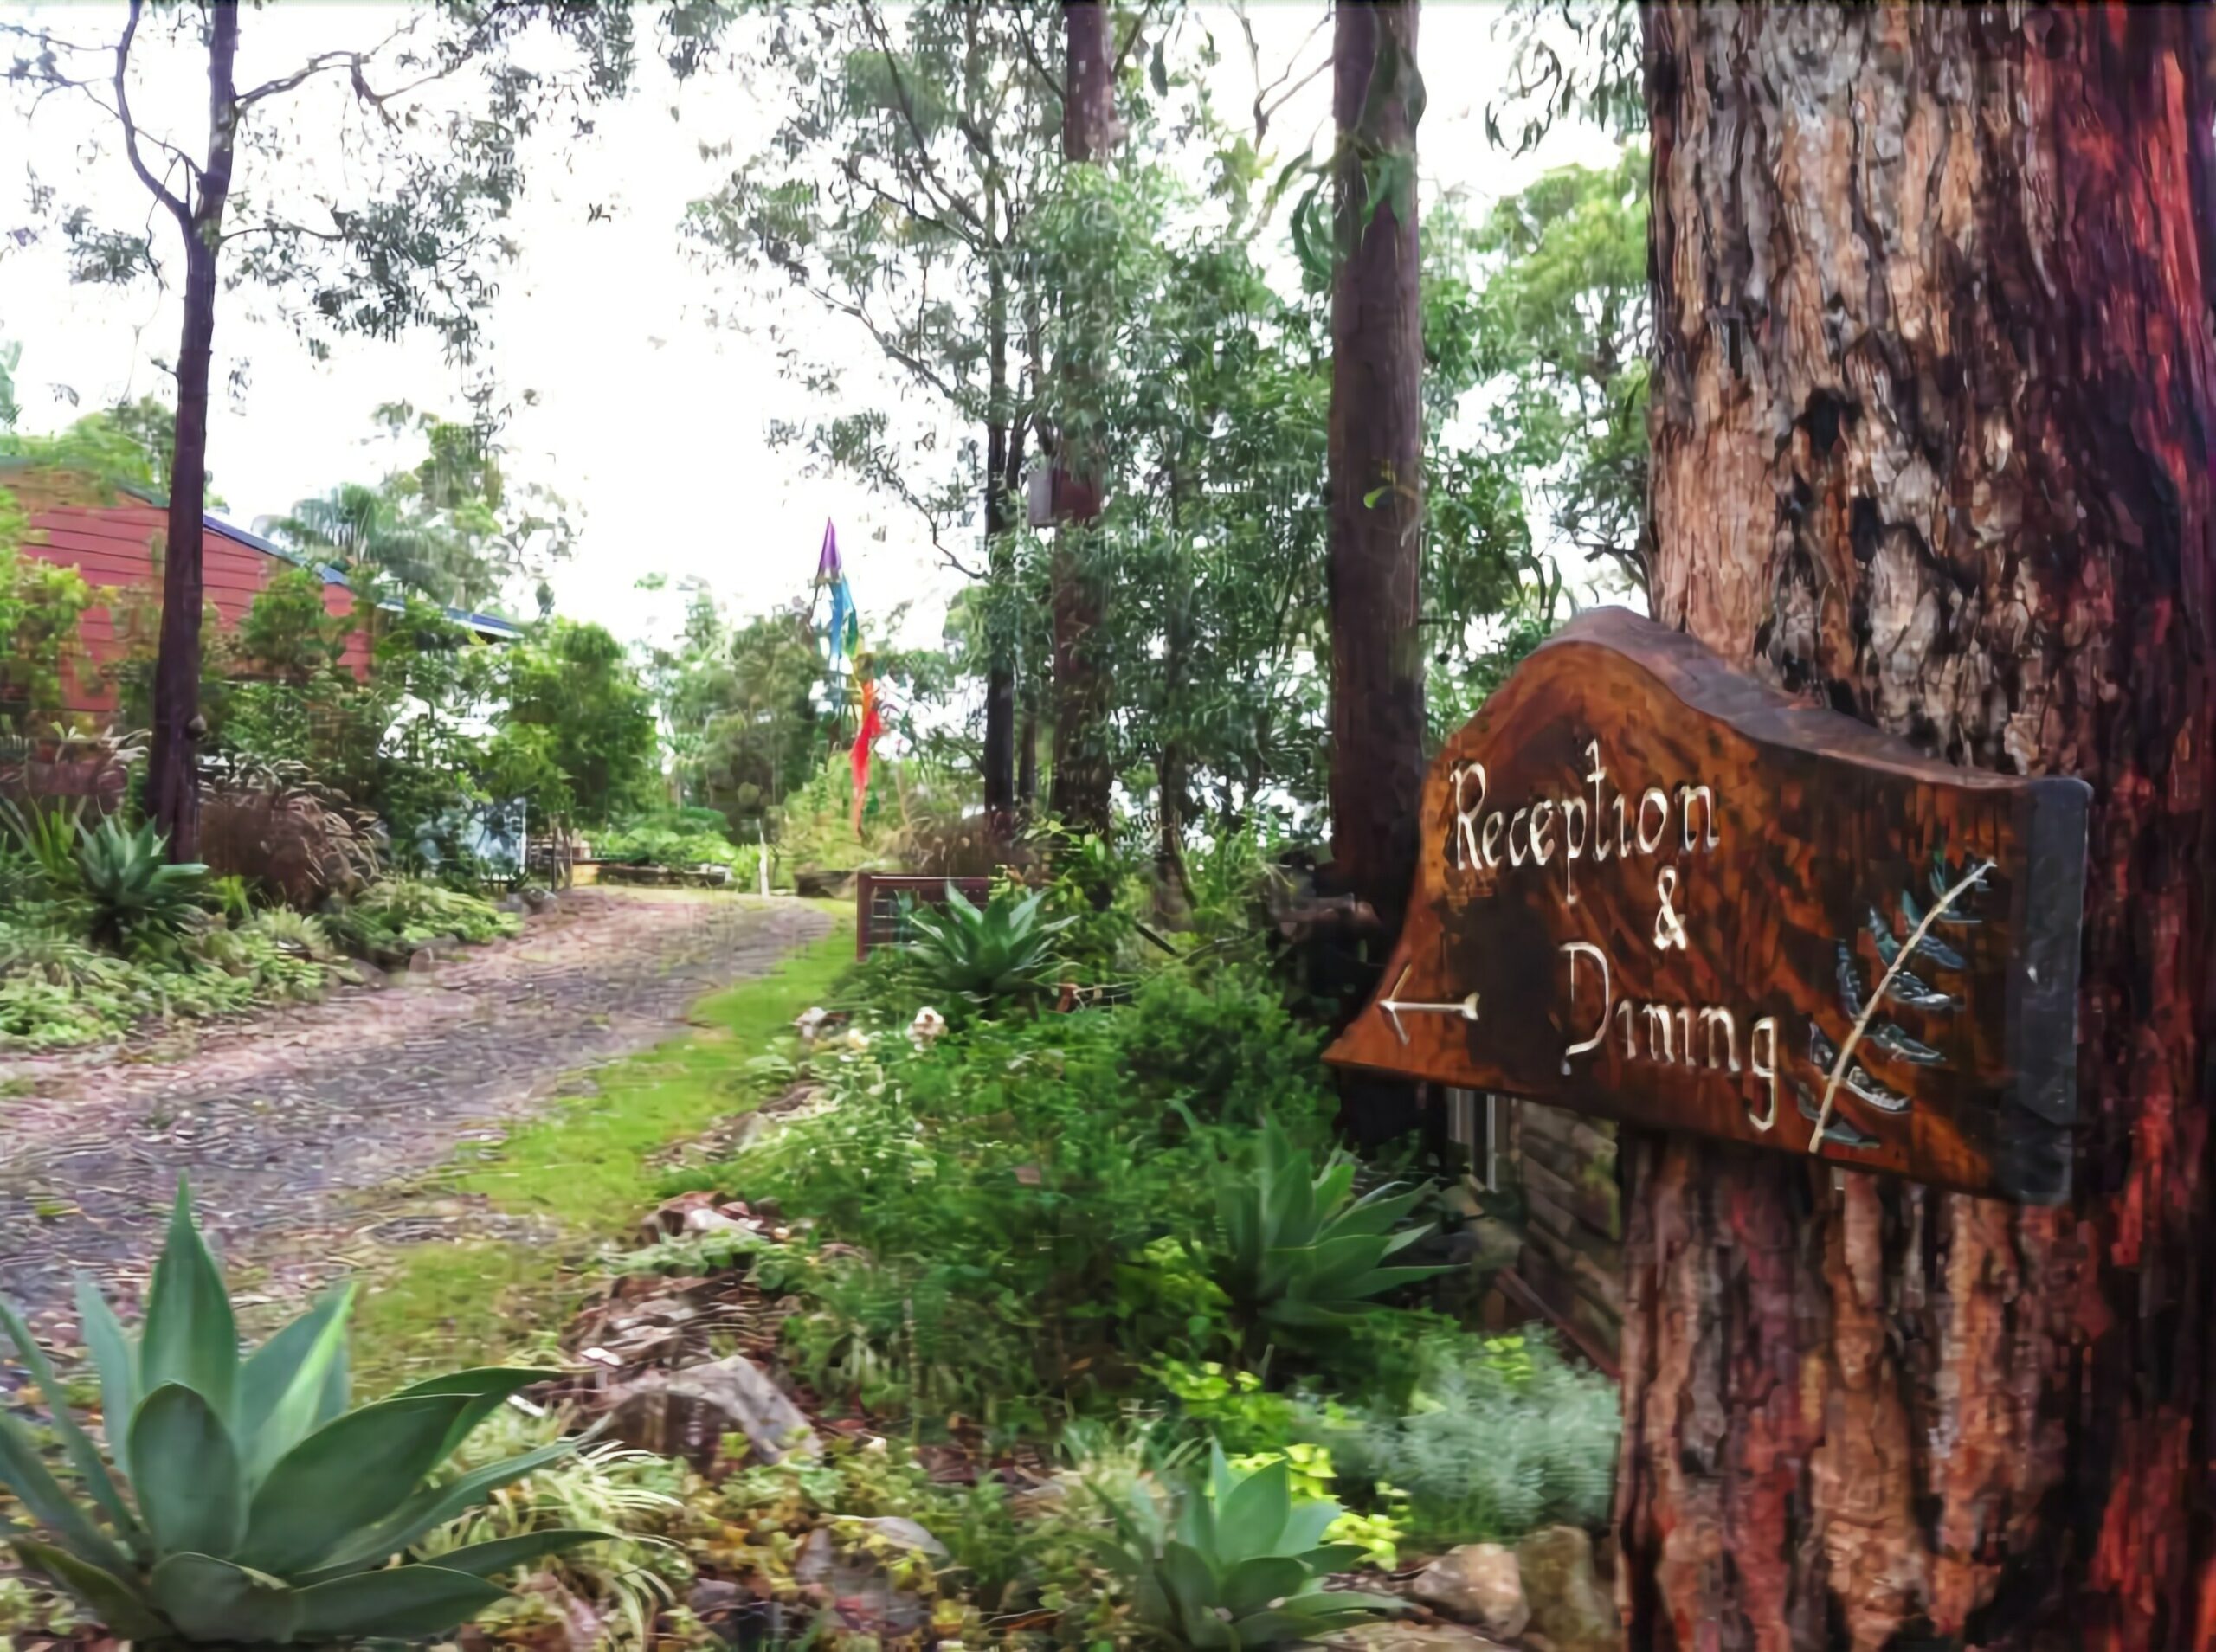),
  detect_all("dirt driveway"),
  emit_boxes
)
[0,889,831,1336]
